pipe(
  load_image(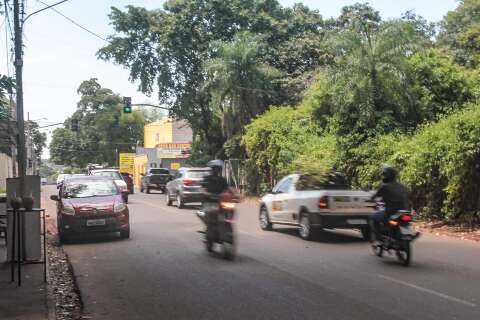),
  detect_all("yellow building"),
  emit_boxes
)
[133,117,193,187]
[144,117,193,148]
